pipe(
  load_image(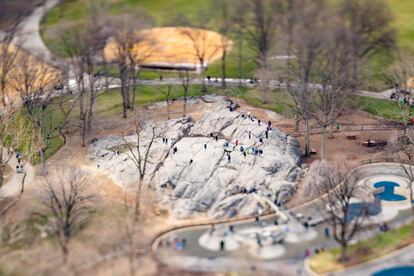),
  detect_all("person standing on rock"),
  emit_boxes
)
[227,153,231,163]
[268,120,272,128]
[248,131,251,139]
[173,147,178,154]
[265,130,269,139]
[258,119,261,126]
[204,143,207,150]
[190,159,193,165]
[220,240,225,251]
